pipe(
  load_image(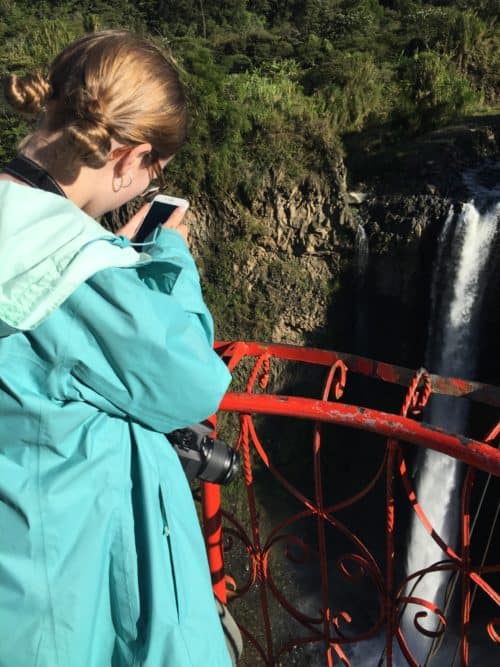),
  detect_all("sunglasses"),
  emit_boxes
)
[143,149,168,196]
